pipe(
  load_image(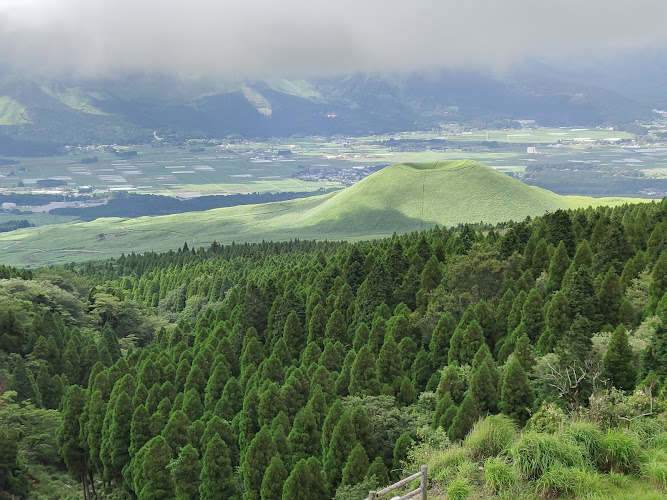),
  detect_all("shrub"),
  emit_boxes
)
[510,431,587,480]
[524,402,565,434]
[640,449,667,491]
[333,476,378,500]
[560,421,603,464]
[484,457,516,494]
[446,477,471,500]
[599,428,643,474]
[464,415,517,459]
[535,465,603,498]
